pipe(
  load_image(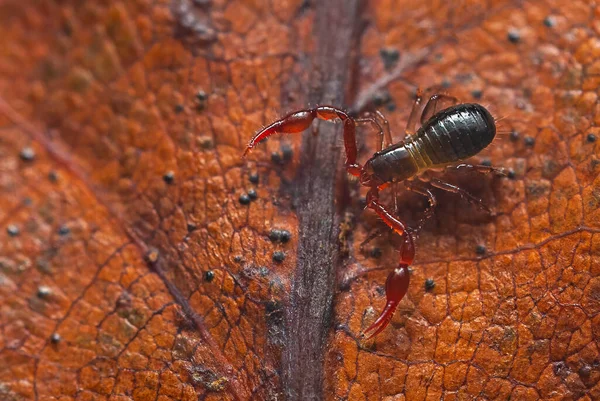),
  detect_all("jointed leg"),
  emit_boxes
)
[448,163,507,176]
[363,187,415,338]
[243,106,362,176]
[405,88,424,137]
[355,114,386,151]
[430,178,492,214]
[420,93,458,124]
[374,110,393,147]
[405,180,437,230]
